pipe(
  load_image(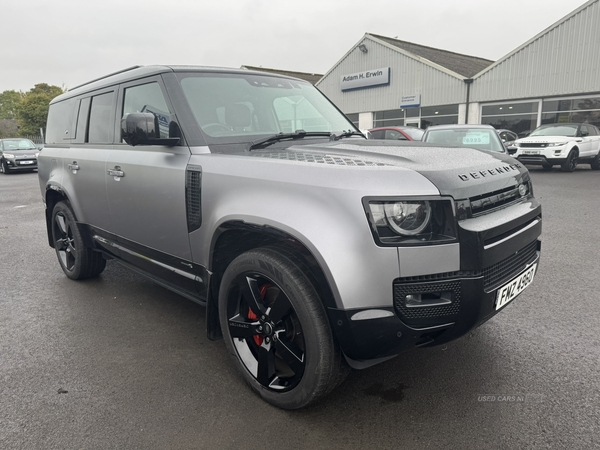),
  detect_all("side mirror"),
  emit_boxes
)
[121,113,180,147]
